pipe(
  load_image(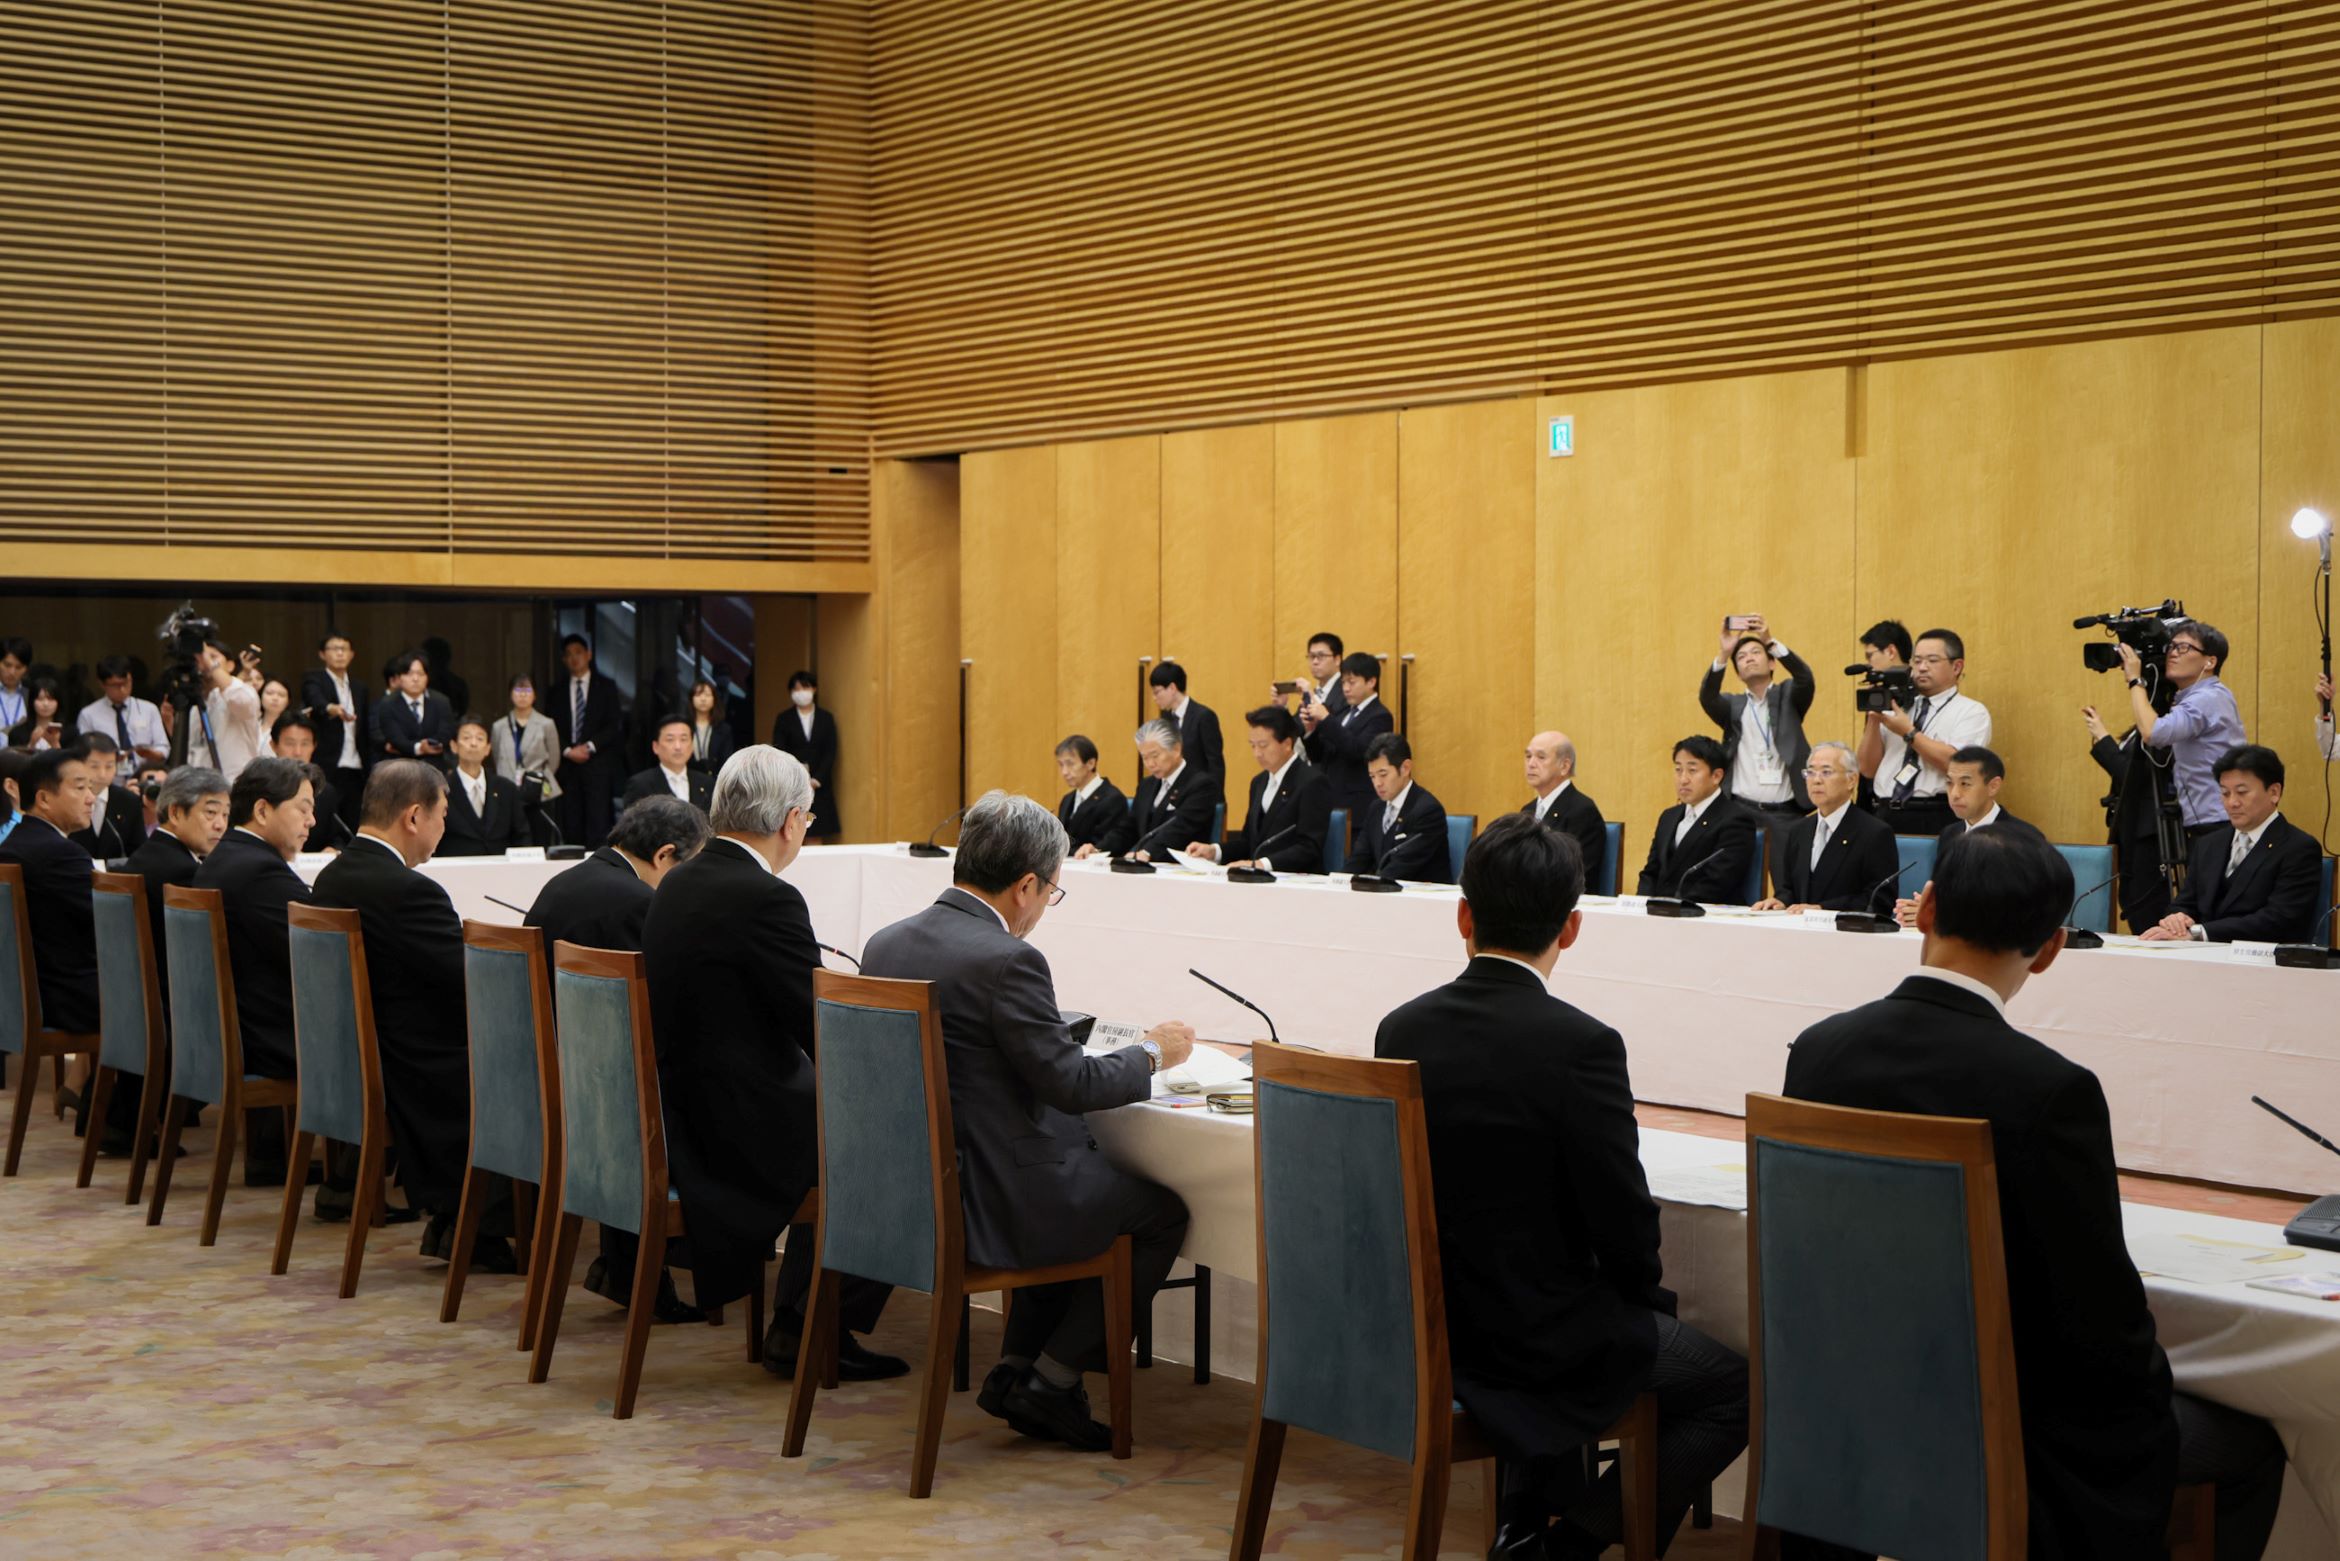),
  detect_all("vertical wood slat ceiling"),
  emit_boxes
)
[0,0,870,564]
[866,0,2340,457]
